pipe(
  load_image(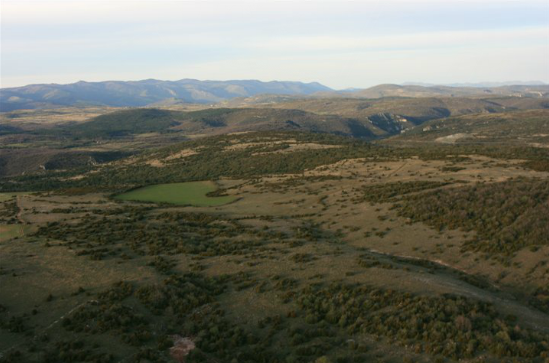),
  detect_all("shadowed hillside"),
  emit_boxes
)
[387,109,549,147]
[57,108,379,139]
[229,96,549,135]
